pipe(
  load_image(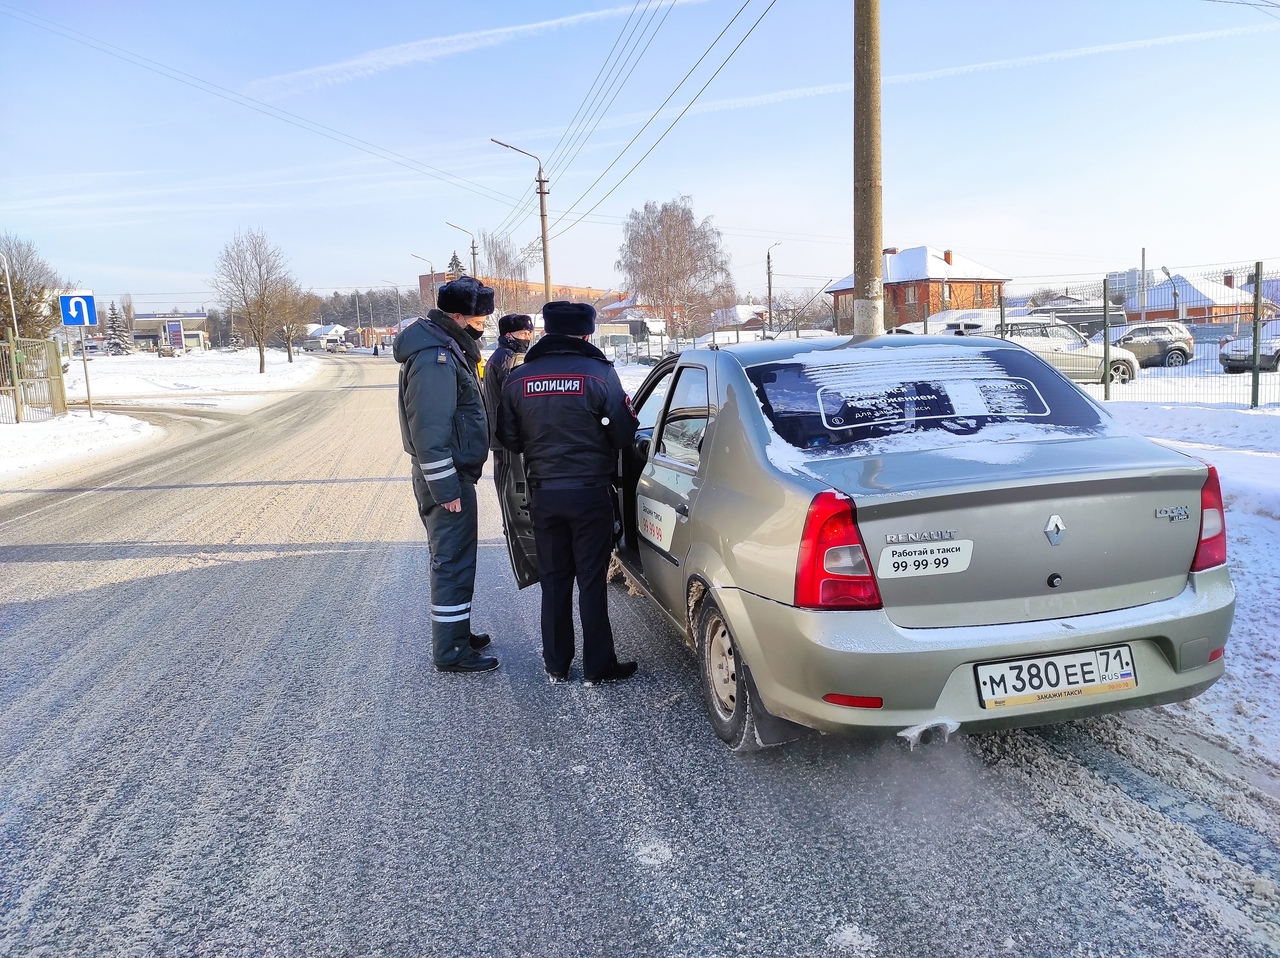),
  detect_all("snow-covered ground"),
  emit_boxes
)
[2,348,1276,765]
[0,347,324,478]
